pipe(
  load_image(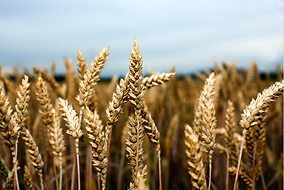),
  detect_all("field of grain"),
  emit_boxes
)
[0,39,283,190]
